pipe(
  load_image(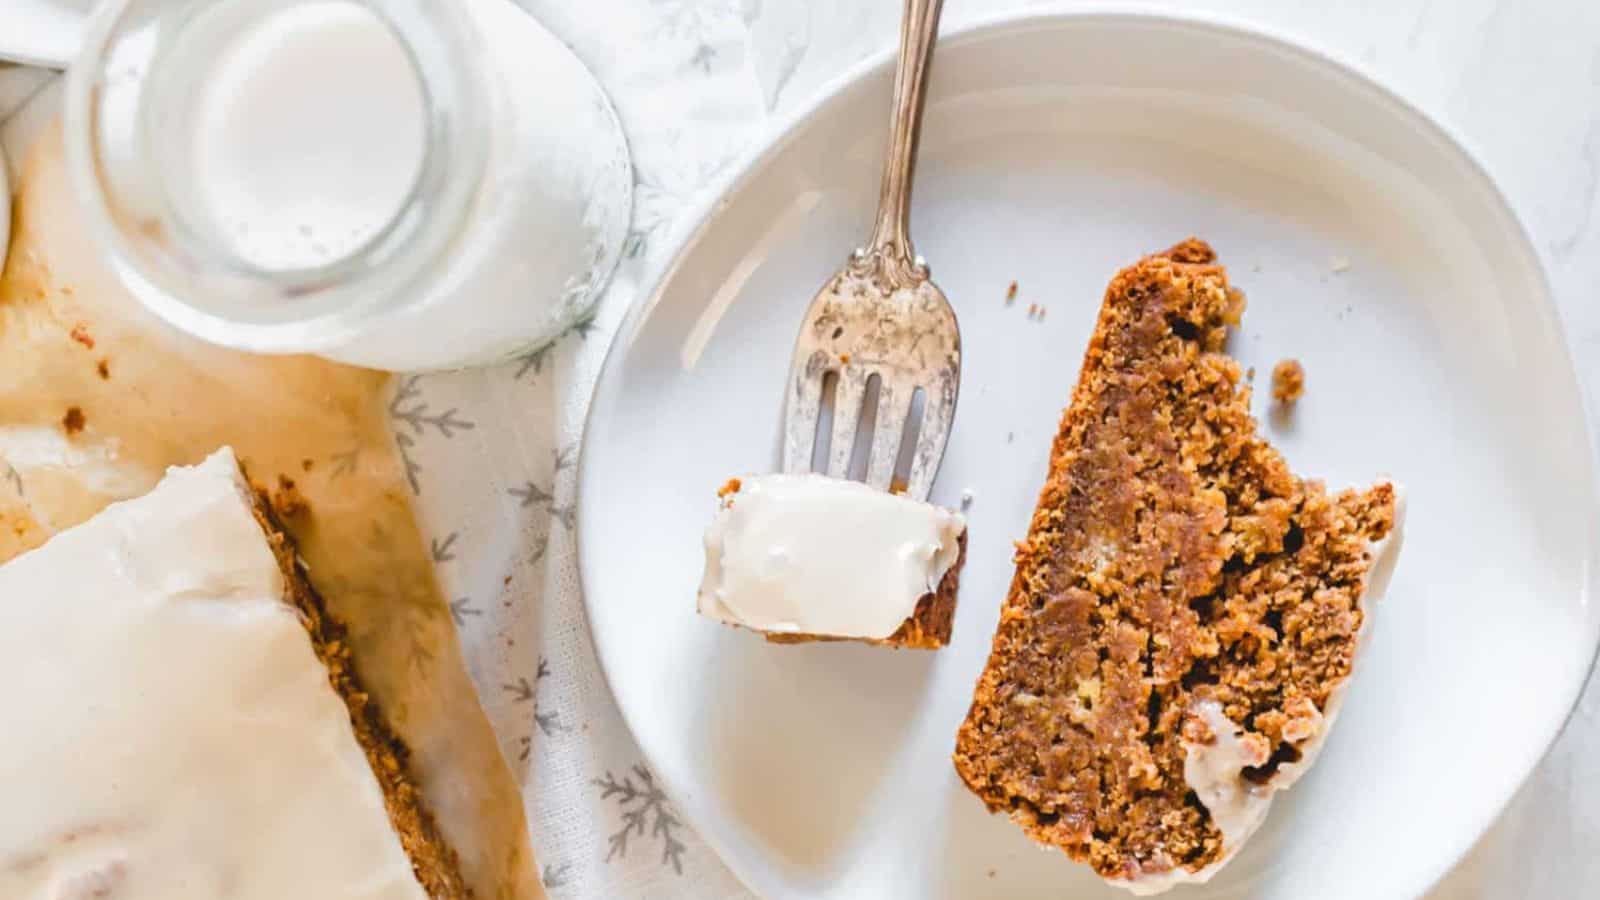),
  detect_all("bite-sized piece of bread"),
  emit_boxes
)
[698,473,967,648]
